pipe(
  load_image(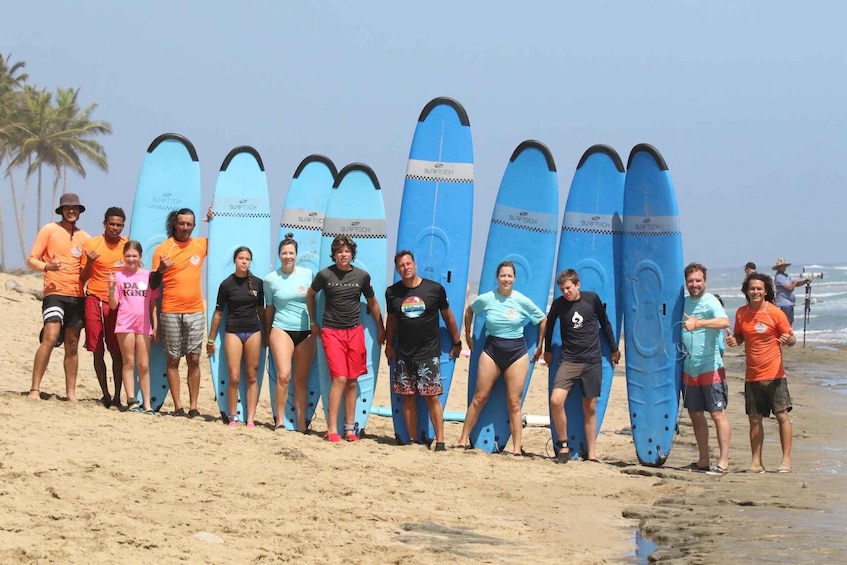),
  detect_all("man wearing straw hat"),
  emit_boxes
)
[26,193,92,402]
[772,258,807,326]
